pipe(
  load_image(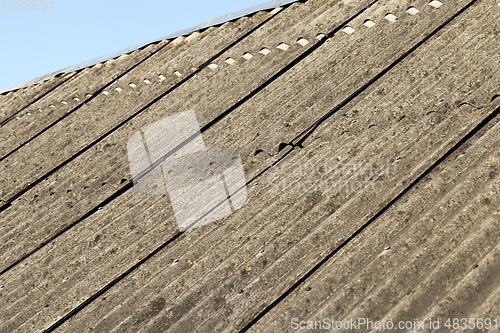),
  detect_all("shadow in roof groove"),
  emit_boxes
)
[41,231,184,333]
